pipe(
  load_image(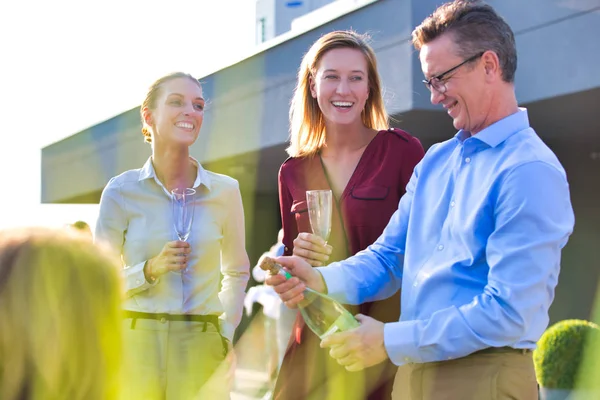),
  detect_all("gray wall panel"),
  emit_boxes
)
[488,0,600,33]
[378,39,416,114]
[515,9,600,103]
